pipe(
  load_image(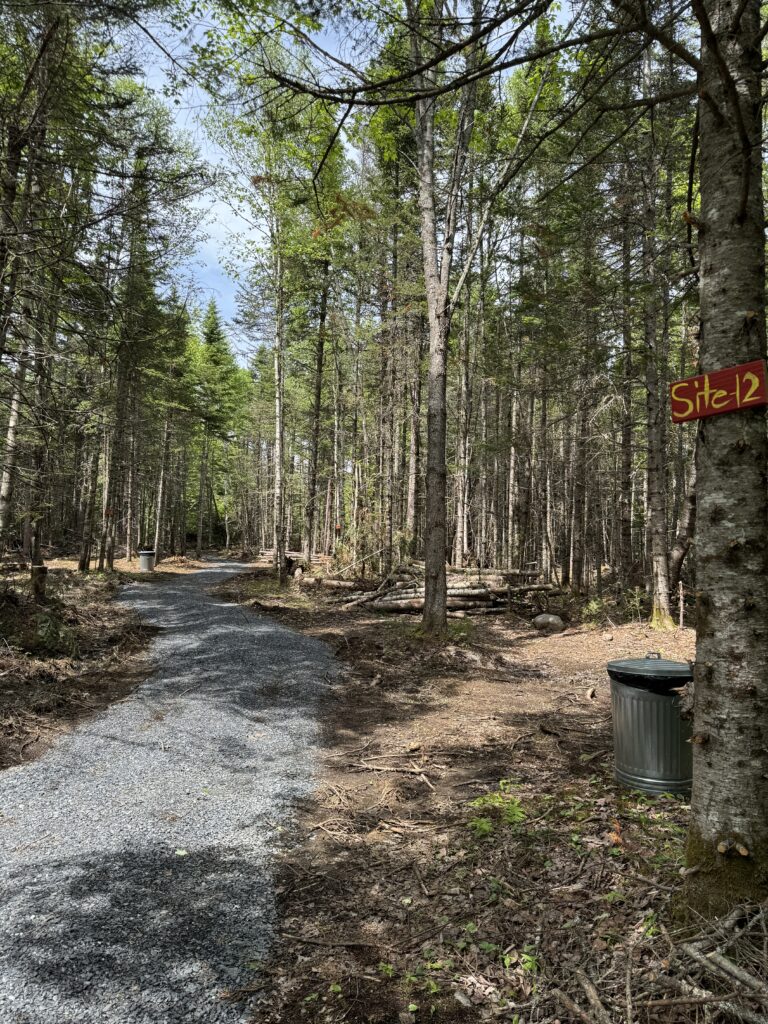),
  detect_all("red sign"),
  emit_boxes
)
[670,360,768,423]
